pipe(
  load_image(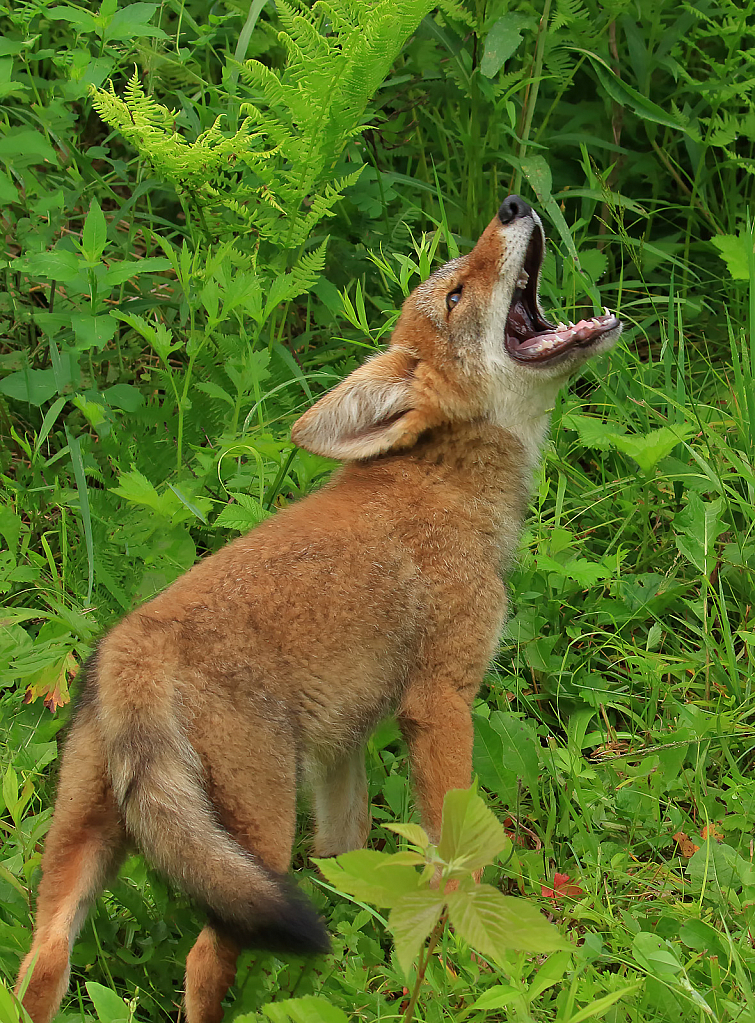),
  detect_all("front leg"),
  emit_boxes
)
[397,685,475,844]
